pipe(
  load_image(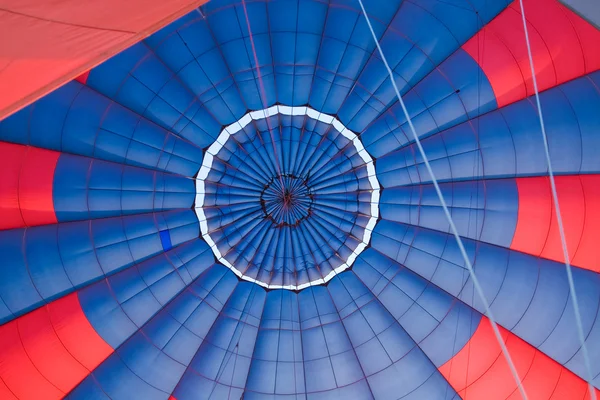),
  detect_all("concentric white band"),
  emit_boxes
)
[194,105,380,290]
